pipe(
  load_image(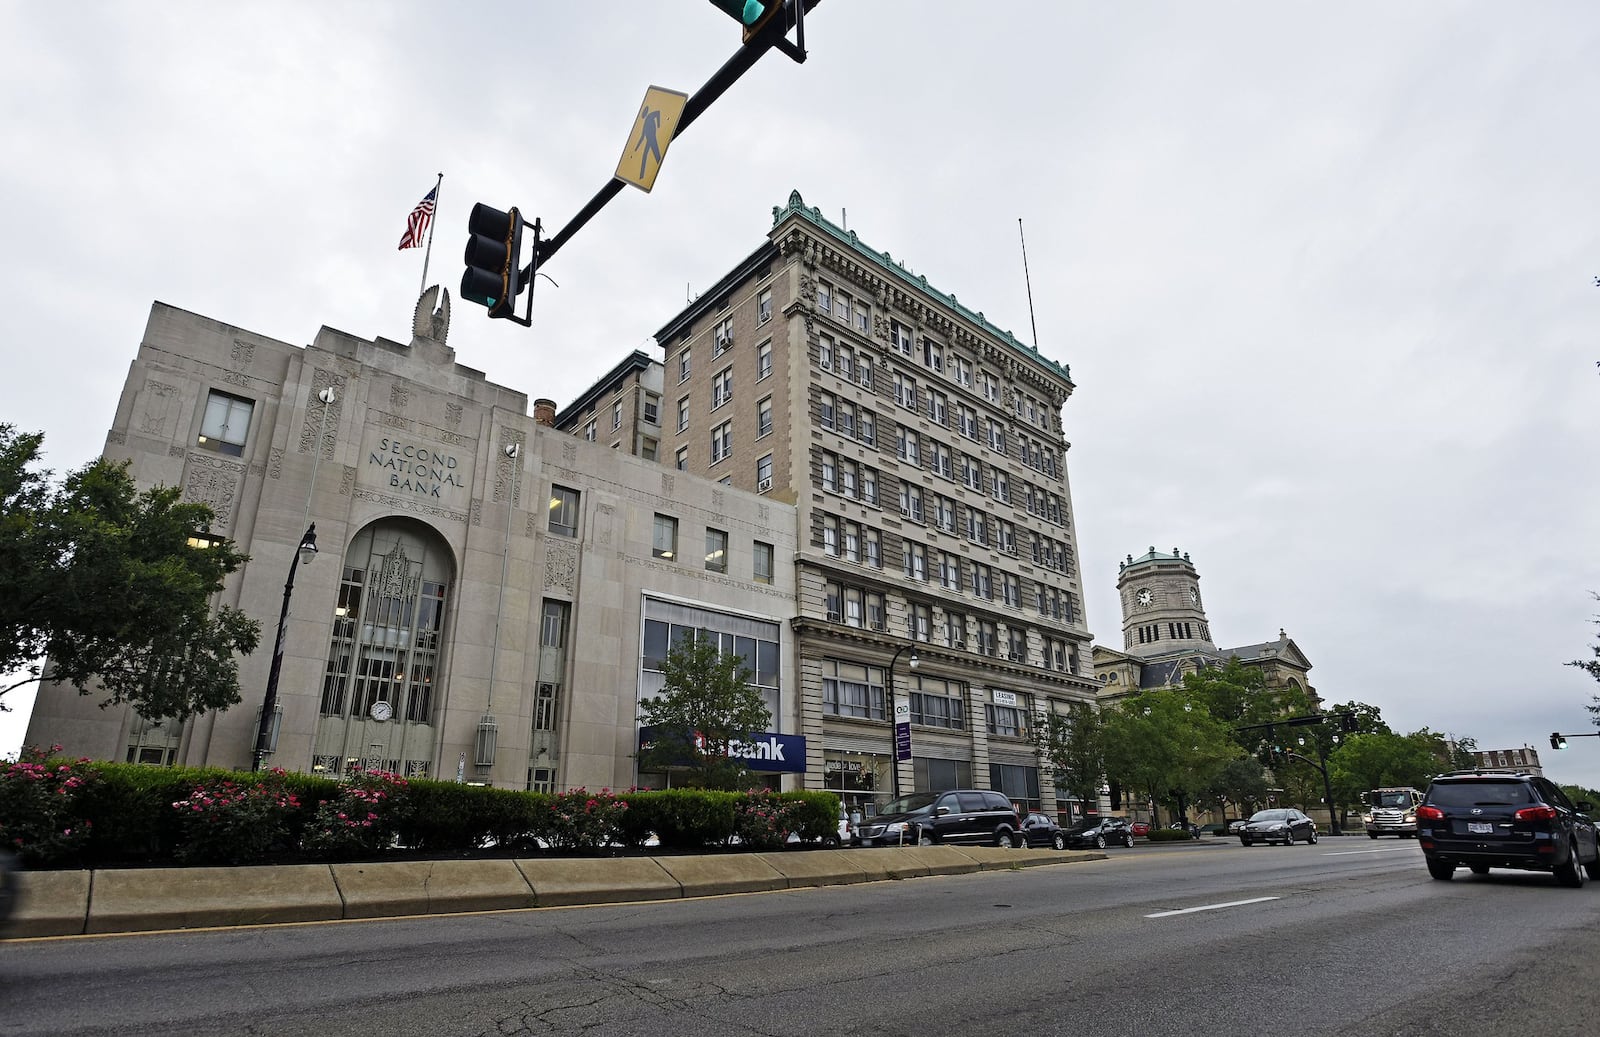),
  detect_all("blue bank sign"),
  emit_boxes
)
[637,727,807,774]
